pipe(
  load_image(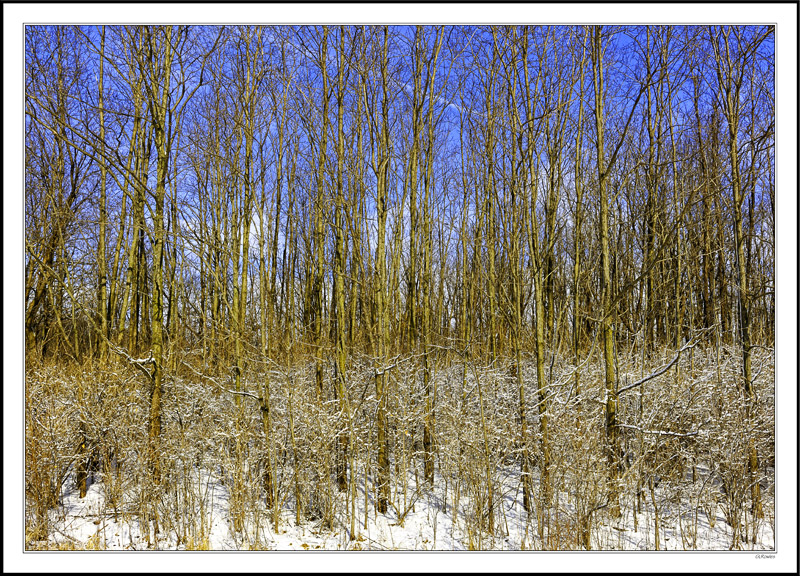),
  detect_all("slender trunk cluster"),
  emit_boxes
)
[24,25,774,547]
